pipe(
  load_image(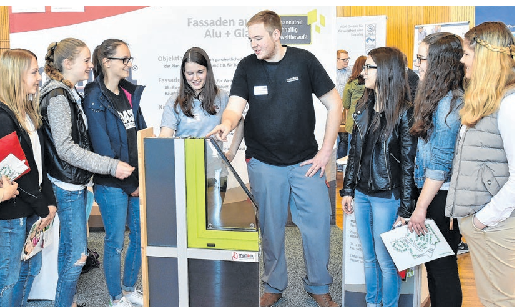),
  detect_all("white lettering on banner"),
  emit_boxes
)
[117,110,136,130]
[187,17,236,27]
